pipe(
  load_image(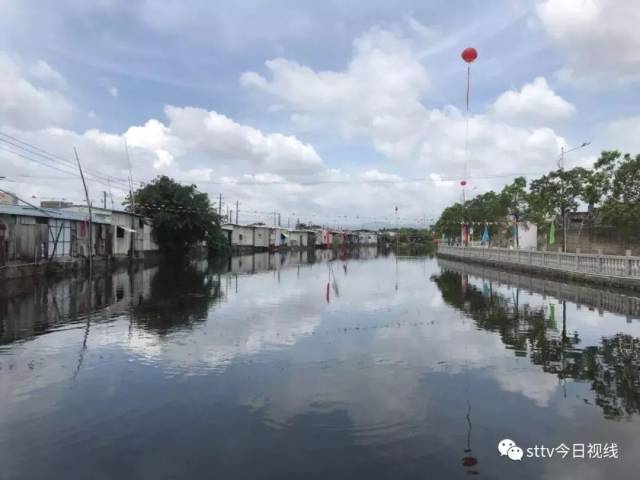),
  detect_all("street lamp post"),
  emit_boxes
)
[557,142,590,252]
